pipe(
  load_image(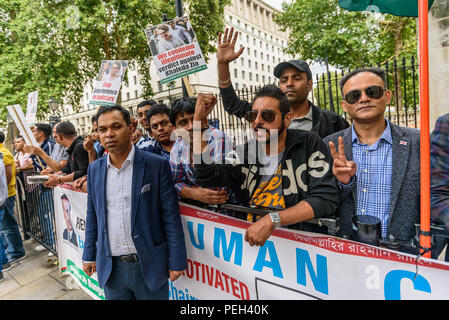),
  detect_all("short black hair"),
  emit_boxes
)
[91,114,98,124]
[61,194,68,201]
[15,135,24,141]
[137,100,157,111]
[35,123,52,139]
[56,121,77,138]
[96,105,131,126]
[339,67,387,94]
[170,97,196,125]
[146,104,171,123]
[252,84,290,115]
[0,131,5,144]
